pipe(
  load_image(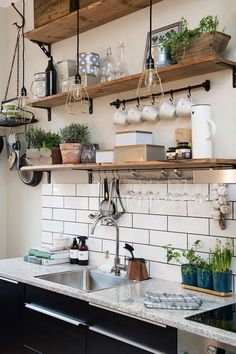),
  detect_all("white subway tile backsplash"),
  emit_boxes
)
[53,209,76,222]
[187,201,212,218]
[168,216,209,235]
[87,237,102,252]
[89,224,116,240]
[133,214,167,231]
[53,184,76,196]
[134,244,166,263]
[150,201,187,216]
[117,213,133,227]
[150,231,187,249]
[119,227,149,244]
[168,184,209,196]
[188,234,222,253]
[228,185,236,201]
[42,231,53,244]
[64,197,88,210]
[42,220,63,233]
[89,197,99,211]
[124,199,149,214]
[77,184,99,197]
[89,251,110,266]
[102,240,126,256]
[210,219,236,237]
[42,196,63,208]
[76,210,96,224]
[64,222,88,236]
[42,184,53,196]
[149,262,182,282]
[42,208,52,220]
